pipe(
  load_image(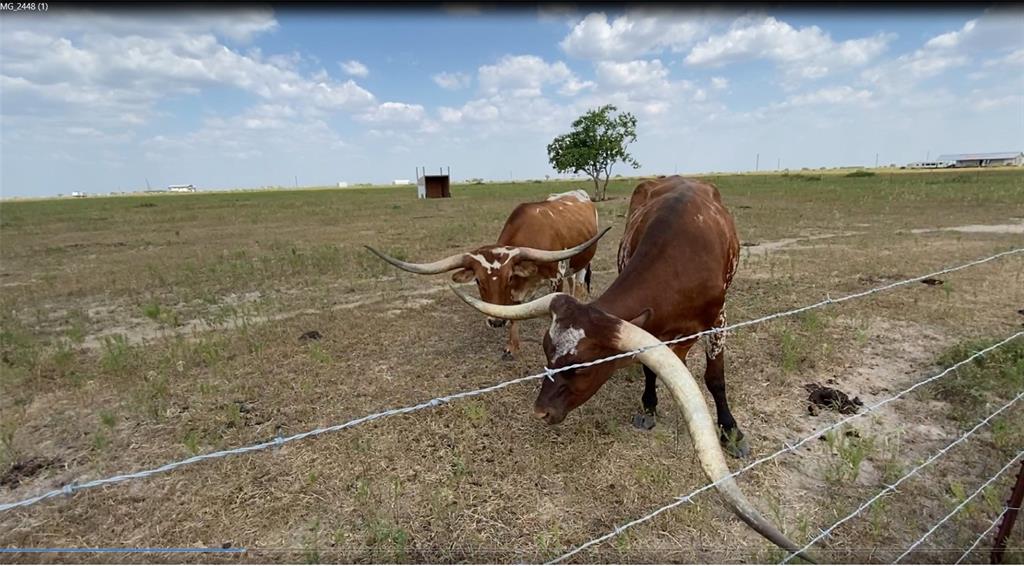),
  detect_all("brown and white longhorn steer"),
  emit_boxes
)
[450,176,816,561]
[366,189,610,359]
